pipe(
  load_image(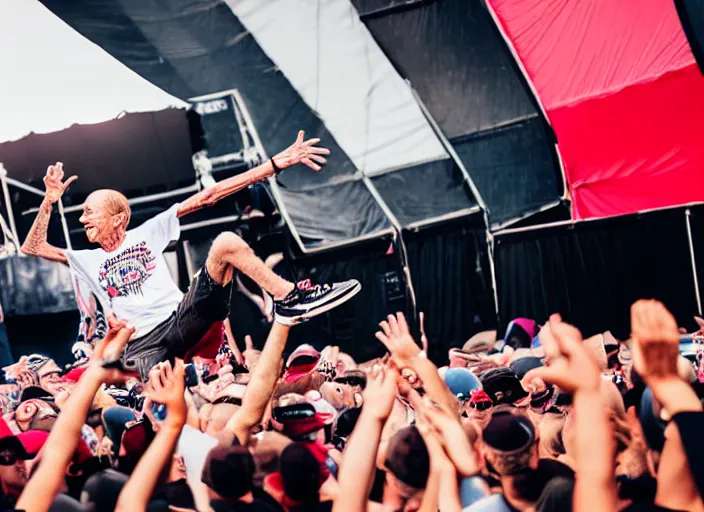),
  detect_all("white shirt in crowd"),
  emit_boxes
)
[65,204,183,339]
